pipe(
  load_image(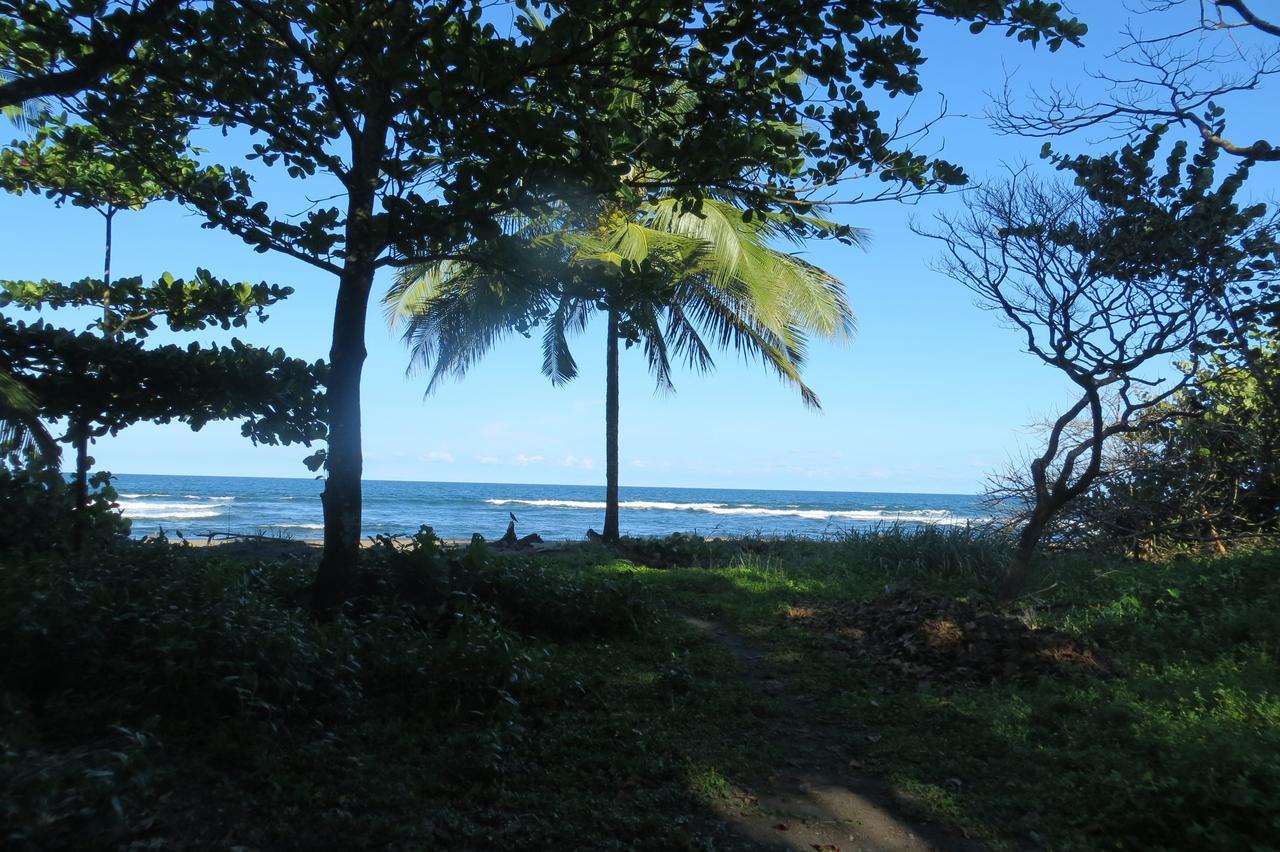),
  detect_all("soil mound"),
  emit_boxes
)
[786,592,1109,684]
